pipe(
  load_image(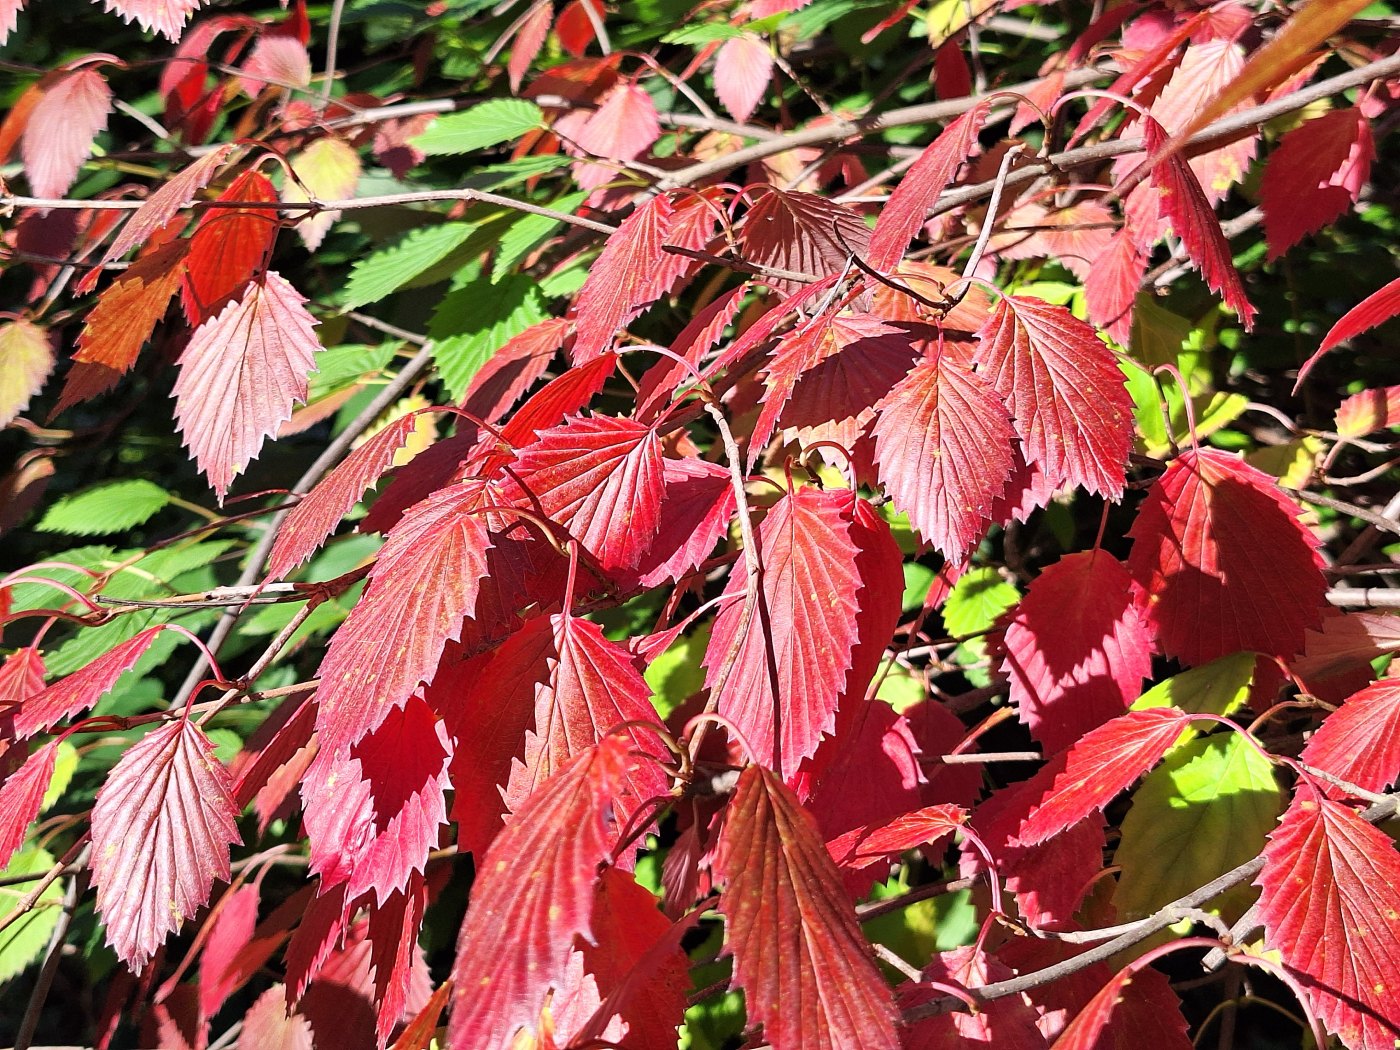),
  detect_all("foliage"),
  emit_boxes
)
[1,0,1399,1048]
